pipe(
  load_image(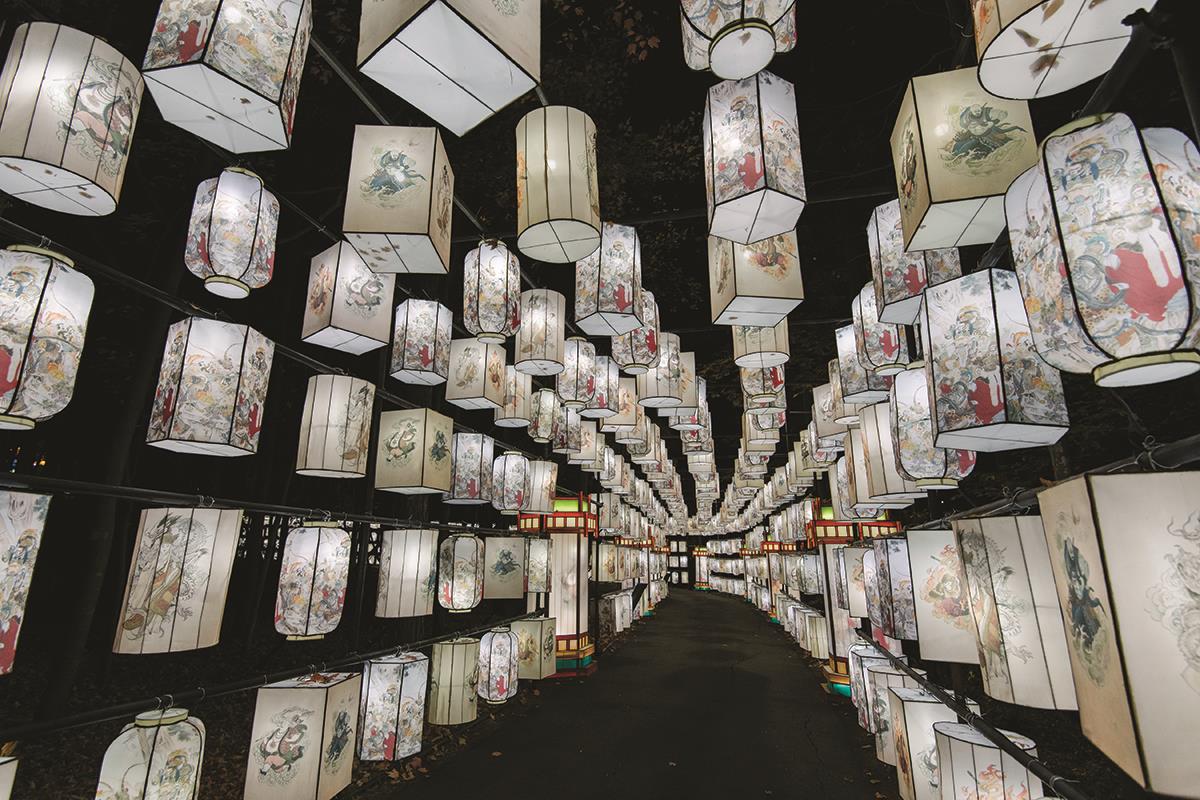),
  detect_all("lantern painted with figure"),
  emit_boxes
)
[375,408,453,494]
[445,433,494,504]
[732,319,789,368]
[0,22,143,214]
[558,338,597,408]
[296,375,375,478]
[516,289,567,375]
[865,663,926,761]
[492,451,531,514]
[835,324,889,406]
[905,528,978,665]
[1008,113,1200,387]
[359,652,428,761]
[147,317,274,456]
[516,106,600,262]
[575,222,644,335]
[867,199,961,325]
[446,339,506,411]
[245,672,360,800]
[934,723,1043,800]
[301,242,394,354]
[890,67,1036,250]
[827,357,860,428]
[376,529,437,618]
[741,364,786,411]
[429,638,480,725]
[891,365,976,490]
[483,535,526,599]
[890,688,981,800]
[495,366,533,428]
[924,269,1069,451]
[464,240,521,343]
[854,283,910,376]
[637,332,683,408]
[478,626,520,704]
[390,299,452,385]
[274,522,350,639]
[811,383,847,448]
[583,355,620,419]
[0,491,51,675]
[184,168,278,298]
[526,538,552,593]
[439,533,484,612]
[343,125,453,273]
[551,406,581,457]
[143,0,309,152]
[512,617,557,679]
[96,709,204,800]
[708,232,805,326]
[612,291,662,375]
[859,402,924,506]
[525,460,559,515]
[0,246,94,431]
[679,0,795,79]
[114,508,243,654]
[528,388,559,444]
[872,536,919,640]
